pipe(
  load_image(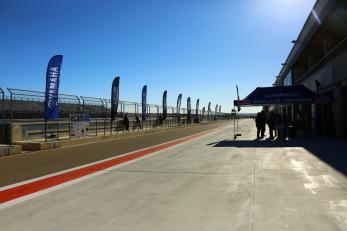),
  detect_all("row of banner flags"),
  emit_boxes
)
[44,55,224,122]
[109,80,221,121]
